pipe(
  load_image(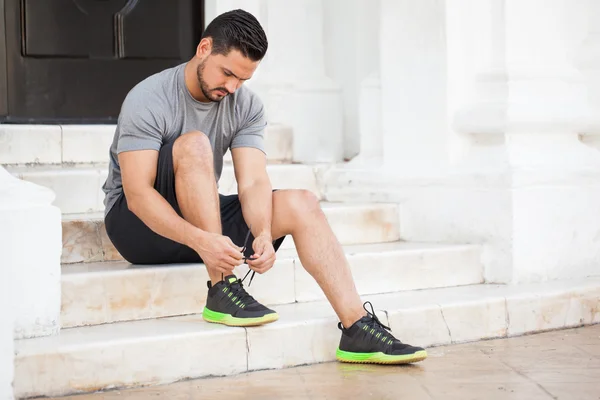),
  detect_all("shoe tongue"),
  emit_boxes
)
[224,275,239,284]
